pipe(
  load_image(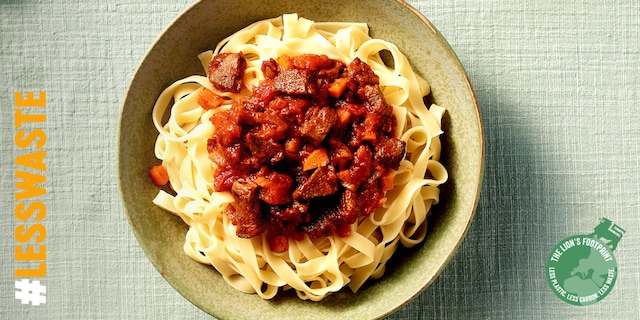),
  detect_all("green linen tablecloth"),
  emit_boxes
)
[1,0,639,319]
